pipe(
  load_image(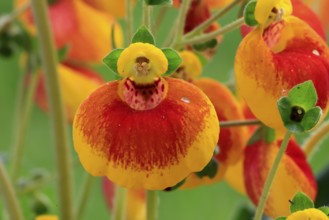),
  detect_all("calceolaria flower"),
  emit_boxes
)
[73,35,219,189]
[171,50,248,189]
[235,0,329,131]
[16,0,123,63]
[36,64,104,122]
[276,192,329,220]
[244,139,317,218]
